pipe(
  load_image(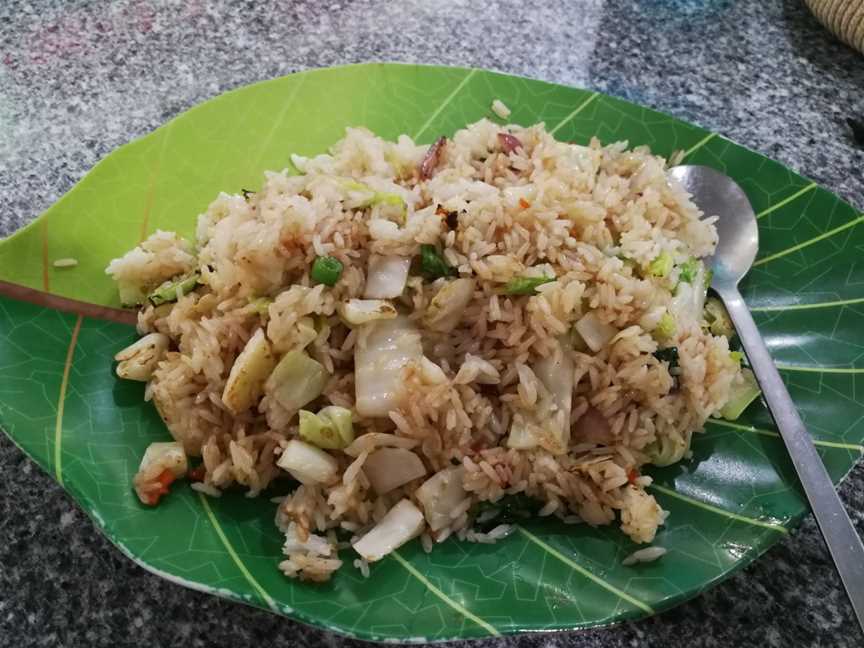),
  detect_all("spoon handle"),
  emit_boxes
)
[715,283,864,631]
